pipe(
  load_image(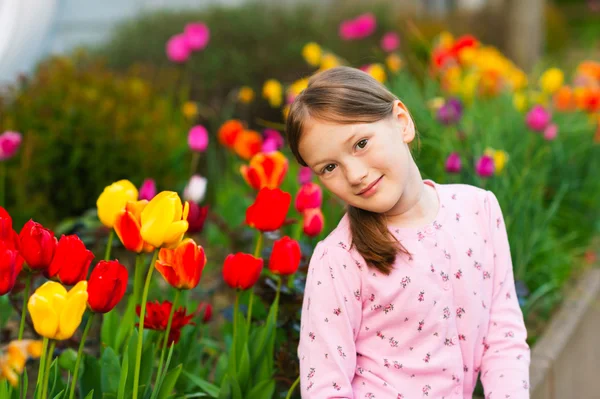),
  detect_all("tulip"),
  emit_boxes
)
[381,32,400,52]
[298,167,313,185]
[188,125,209,152]
[140,191,189,248]
[218,120,244,148]
[238,86,255,104]
[246,188,291,232]
[525,105,551,132]
[269,236,301,276]
[339,13,376,40]
[475,155,495,178]
[136,300,195,344]
[484,148,509,174]
[0,339,42,387]
[240,151,289,190]
[302,42,322,66]
[295,183,323,212]
[445,152,462,174]
[233,130,263,160]
[539,68,564,94]
[303,208,324,237]
[186,202,208,234]
[184,22,210,51]
[114,200,155,253]
[261,128,284,152]
[166,34,191,63]
[386,54,403,73]
[544,123,558,141]
[436,98,463,125]
[182,101,199,120]
[155,238,206,290]
[0,206,14,243]
[96,179,138,228]
[0,131,22,161]
[28,281,88,340]
[87,260,128,313]
[196,302,213,323]
[365,64,387,83]
[183,175,207,203]
[262,79,283,108]
[45,235,94,285]
[222,253,263,290]
[0,240,23,295]
[18,220,57,271]
[138,179,156,201]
